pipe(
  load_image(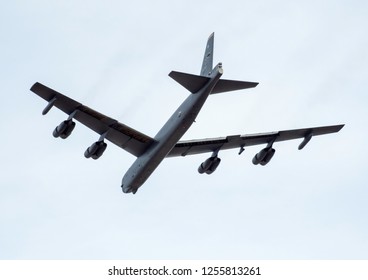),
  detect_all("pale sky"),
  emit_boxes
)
[1,0,367,259]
